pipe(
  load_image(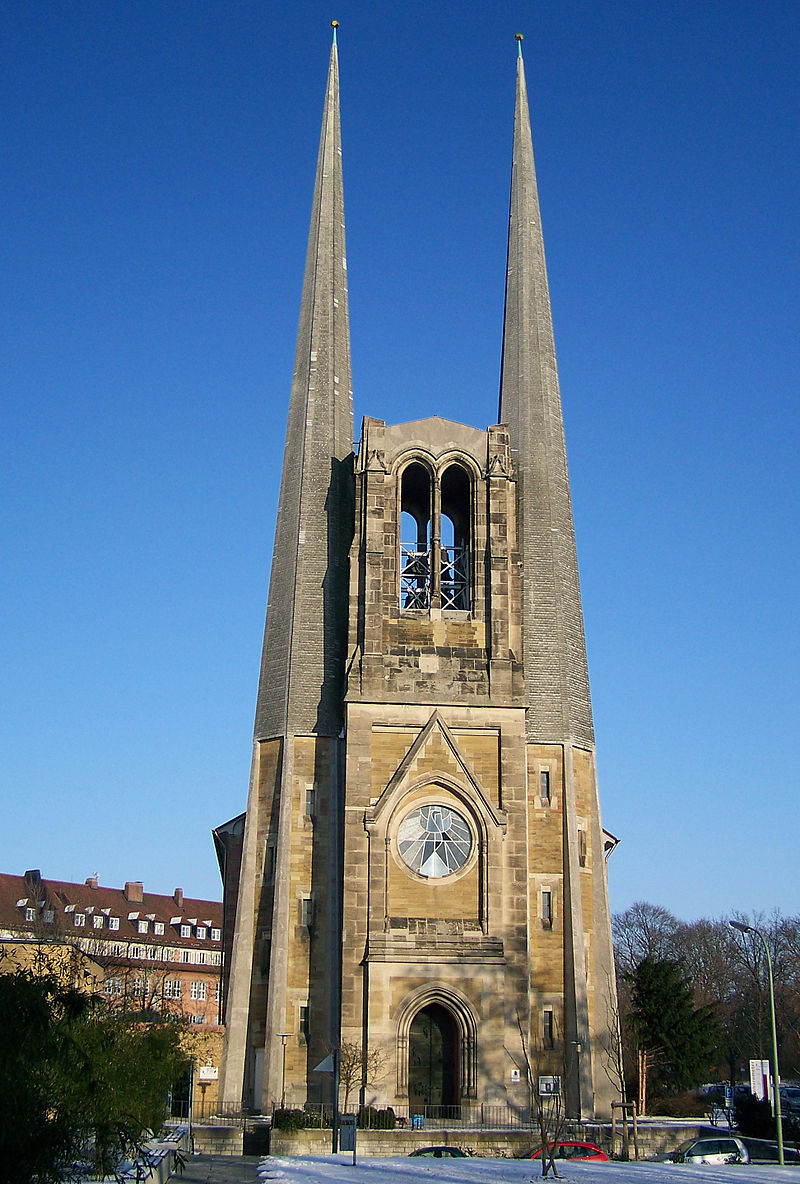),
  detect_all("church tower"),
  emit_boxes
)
[219,31,618,1121]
